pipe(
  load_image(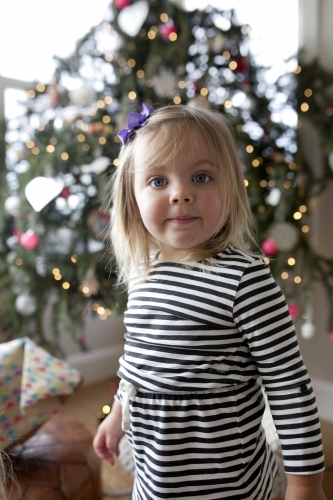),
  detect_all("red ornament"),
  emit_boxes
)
[235,57,249,74]
[114,0,130,9]
[261,238,278,255]
[77,334,86,345]
[100,211,110,221]
[288,303,300,318]
[160,23,177,39]
[20,230,39,250]
[326,103,333,116]
[59,187,71,199]
[329,332,333,343]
